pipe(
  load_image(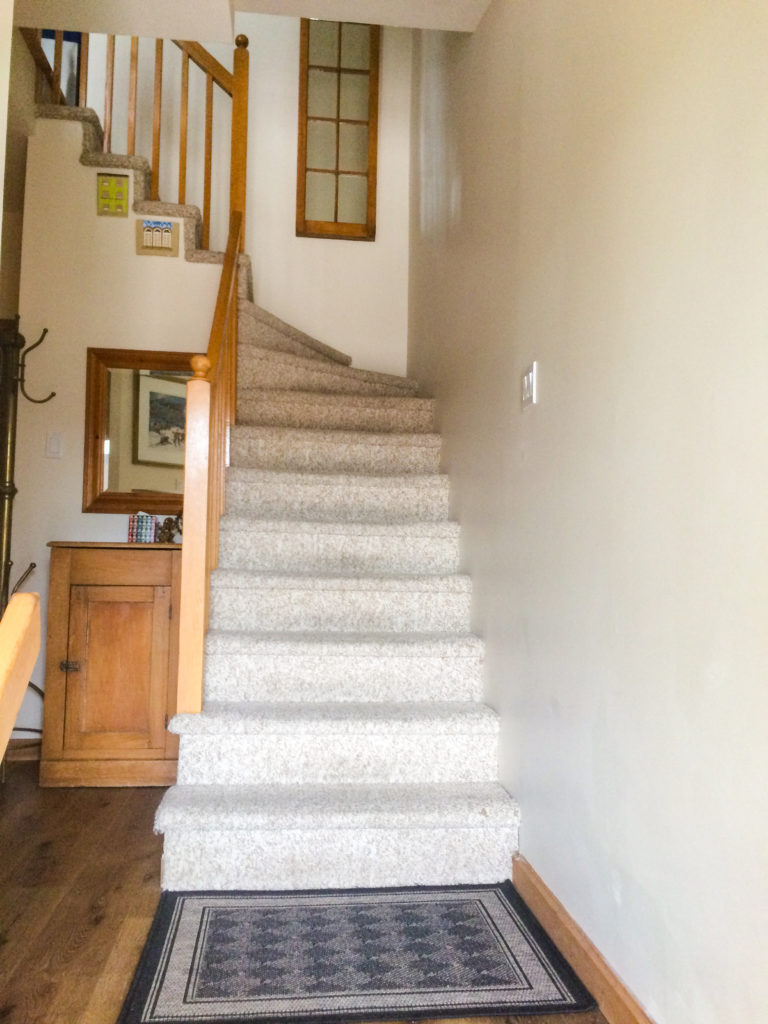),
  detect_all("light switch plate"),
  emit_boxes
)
[45,431,63,458]
[136,219,180,257]
[522,361,538,407]
[96,173,129,216]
